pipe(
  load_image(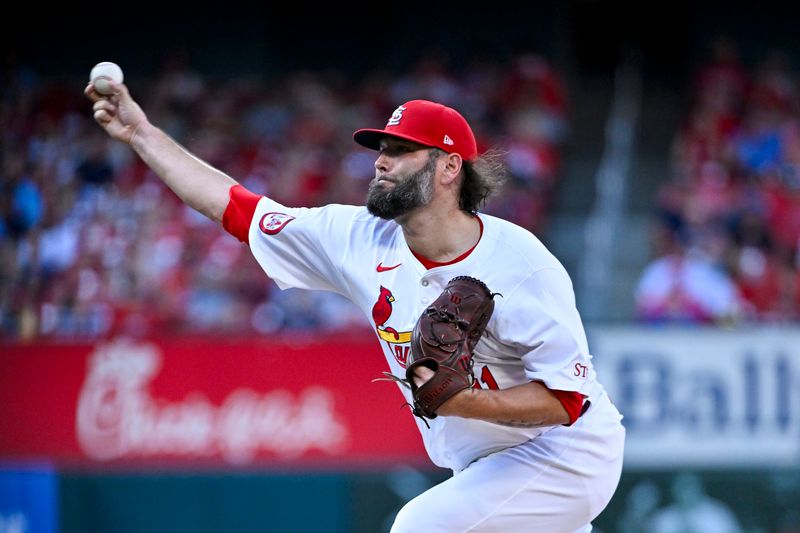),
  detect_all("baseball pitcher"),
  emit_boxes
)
[87,77,625,532]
